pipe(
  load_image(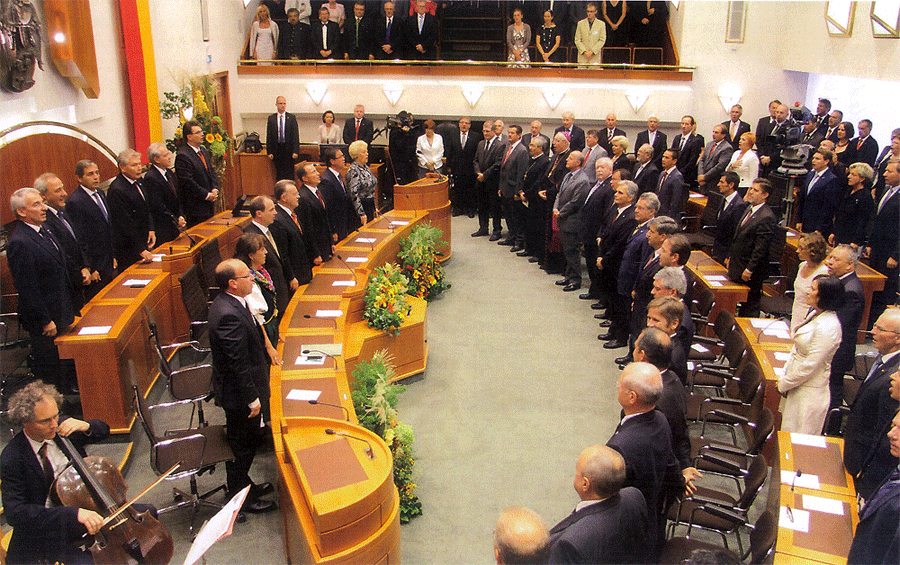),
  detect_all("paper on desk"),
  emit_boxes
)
[691,343,710,353]
[124,279,152,287]
[690,192,704,198]
[151,254,164,262]
[781,470,821,489]
[791,433,827,448]
[301,343,343,357]
[763,330,792,340]
[773,367,786,377]
[709,281,723,287]
[79,326,111,335]
[183,485,250,565]
[286,389,322,402]
[295,354,326,366]
[705,275,729,281]
[332,280,355,287]
[345,256,366,263]
[390,220,409,226]
[356,237,376,243]
[750,318,775,328]
[802,494,844,515]
[779,506,810,533]
[774,351,791,362]
[315,310,342,318]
